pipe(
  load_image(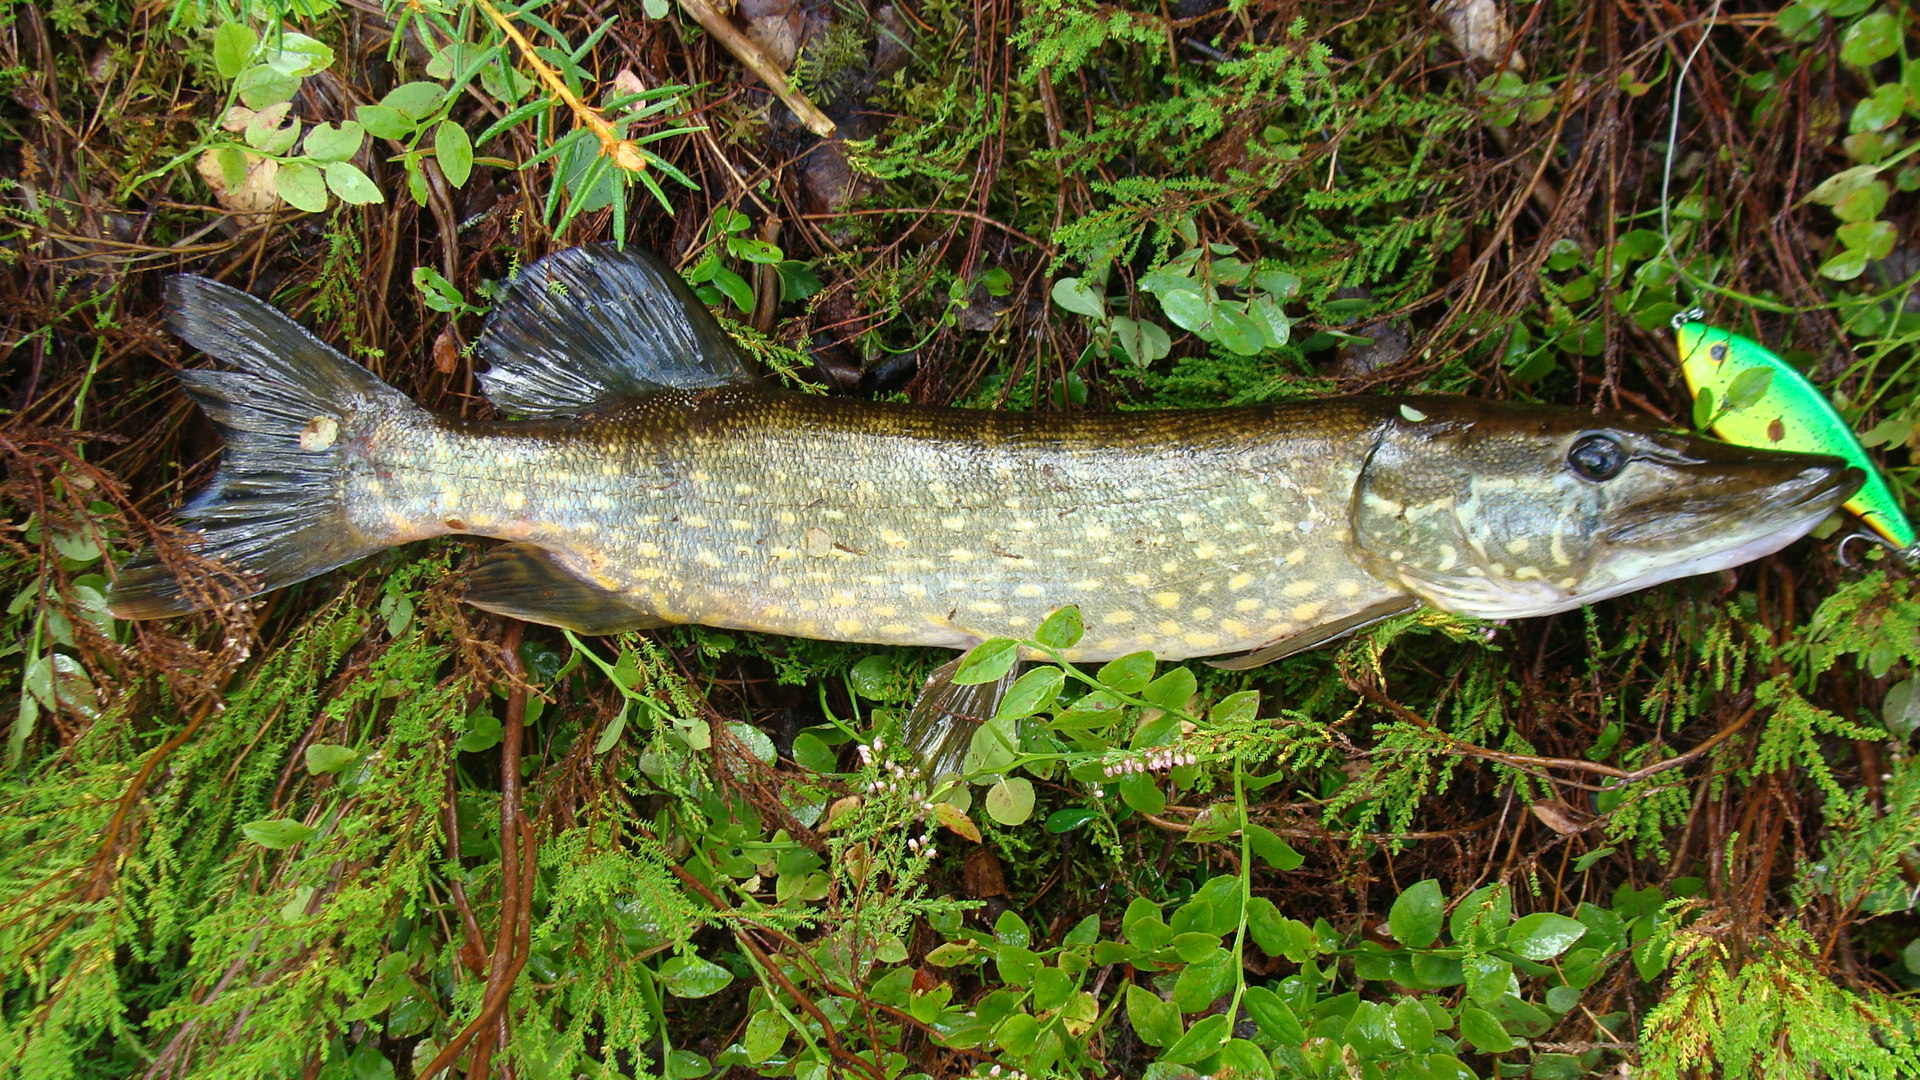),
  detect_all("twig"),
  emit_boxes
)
[673,0,835,138]
[474,0,659,171]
